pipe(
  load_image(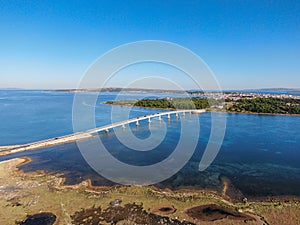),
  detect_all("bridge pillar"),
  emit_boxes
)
[158,115,162,121]
[175,113,178,118]
[122,124,126,129]
[105,129,109,133]
[182,112,185,116]
[148,118,151,123]
[167,113,170,119]
[136,120,139,126]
